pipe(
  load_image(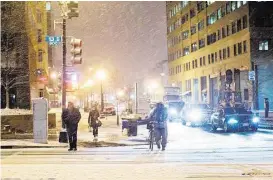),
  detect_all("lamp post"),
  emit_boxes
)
[96,69,106,112]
